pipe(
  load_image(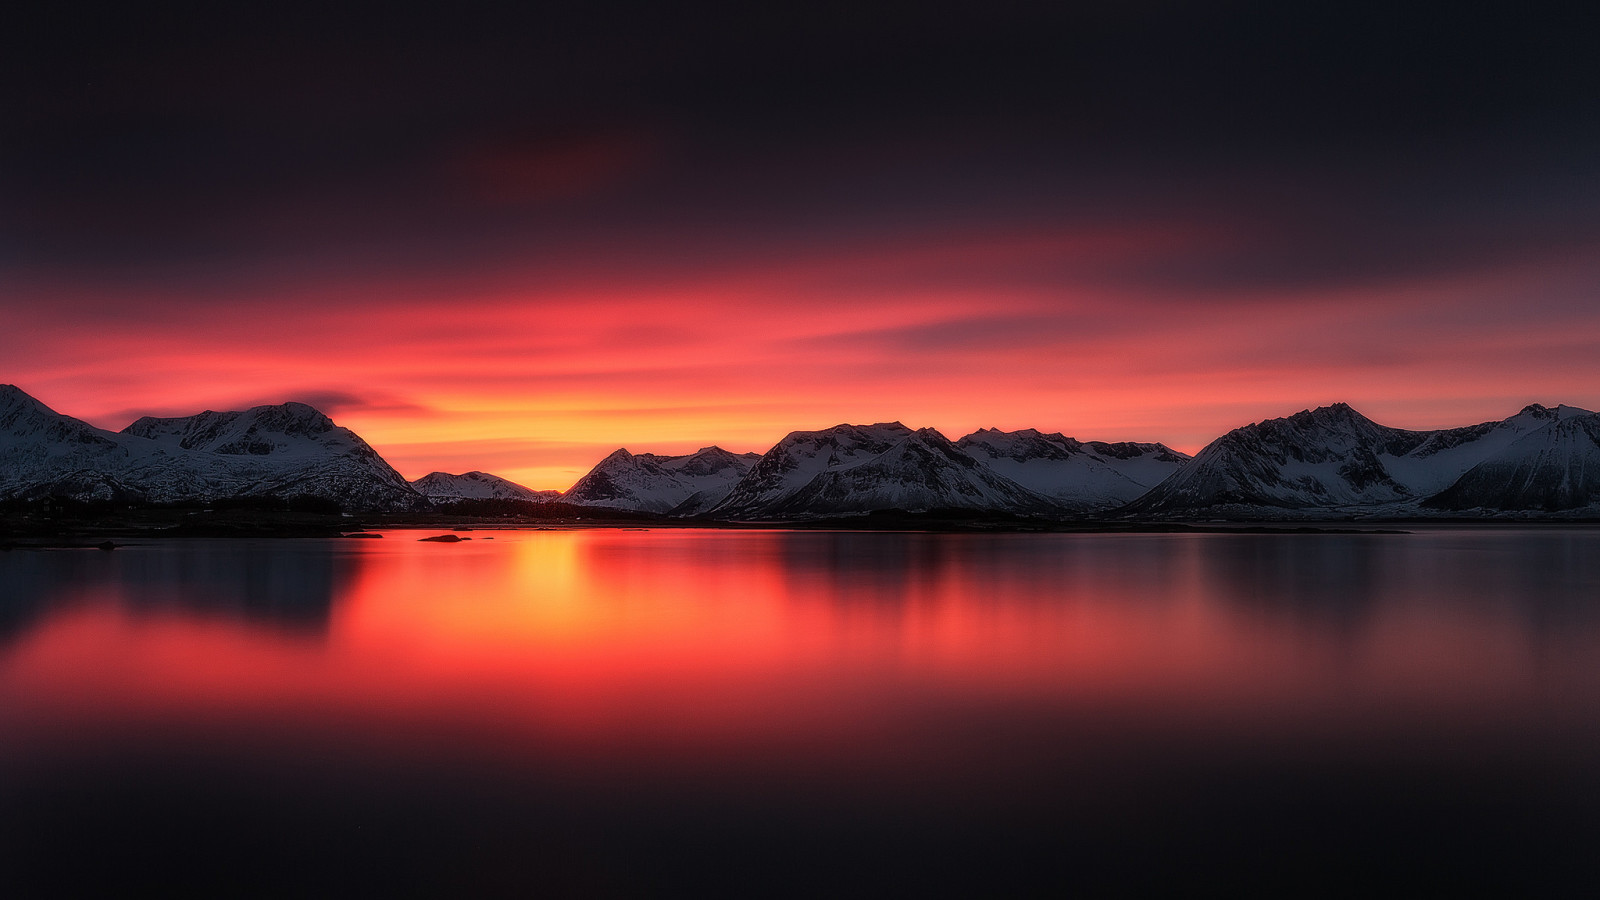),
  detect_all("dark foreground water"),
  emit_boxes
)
[3,528,1599,895]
